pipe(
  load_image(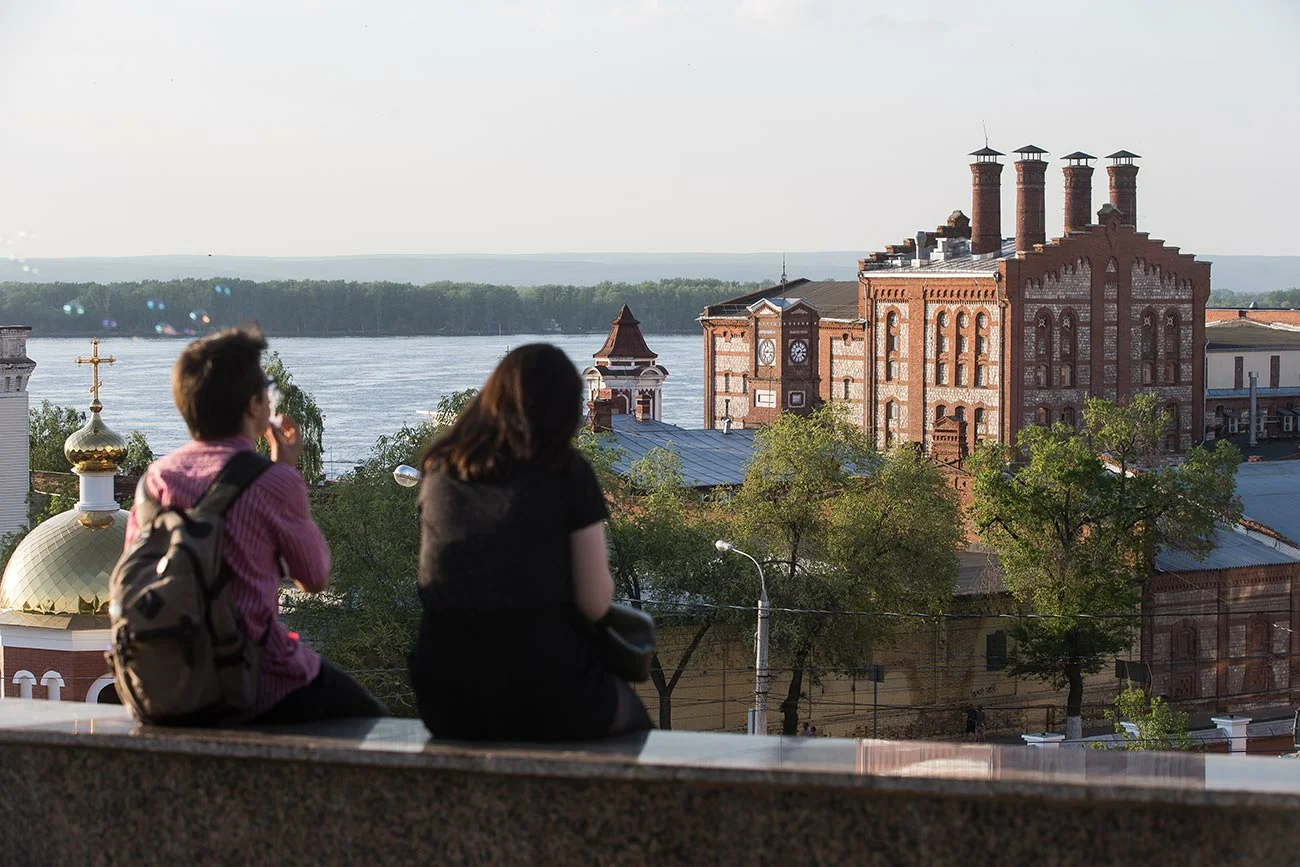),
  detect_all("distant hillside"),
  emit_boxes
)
[2,251,1295,294]
[0,252,857,289]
